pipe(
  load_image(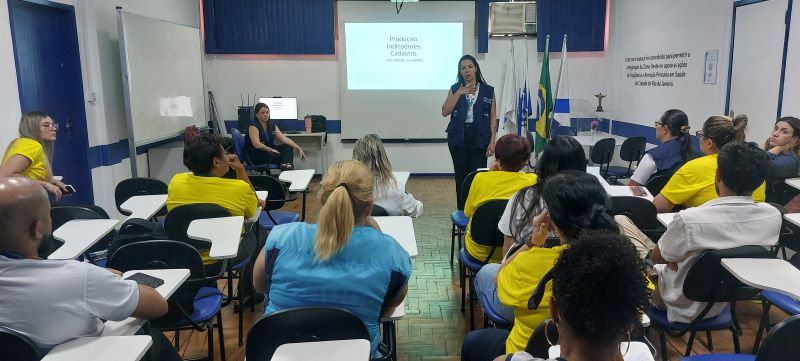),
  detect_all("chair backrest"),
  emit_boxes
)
[230,128,247,162]
[551,126,577,136]
[645,172,673,196]
[524,319,559,359]
[245,307,370,361]
[683,245,773,303]
[47,205,114,257]
[249,175,289,210]
[114,177,168,215]
[164,203,231,250]
[590,138,616,165]
[460,170,486,208]
[611,196,661,230]
[756,314,800,361]
[0,327,40,361]
[371,204,389,216]
[619,136,646,162]
[469,199,509,263]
